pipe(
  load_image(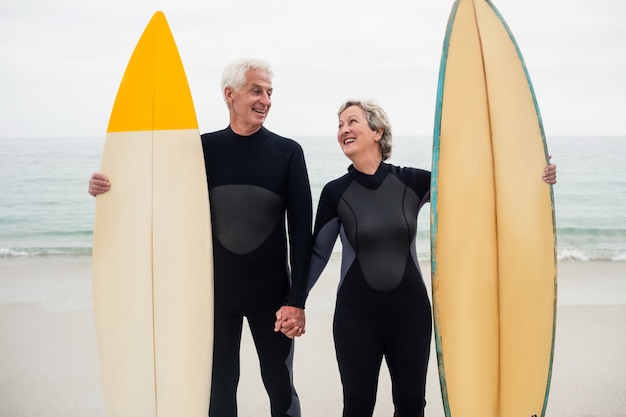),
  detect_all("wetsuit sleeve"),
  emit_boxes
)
[403,167,431,205]
[284,145,313,309]
[306,184,340,295]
